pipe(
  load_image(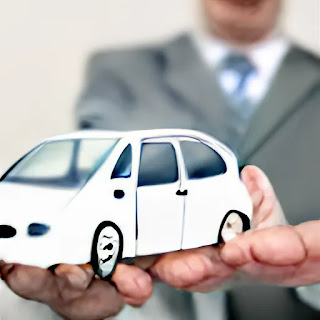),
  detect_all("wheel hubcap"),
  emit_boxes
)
[221,213,243,242]
[97,226,120,277]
